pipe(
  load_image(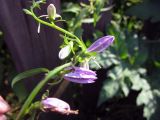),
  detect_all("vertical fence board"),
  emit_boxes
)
[0,0,61,90]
